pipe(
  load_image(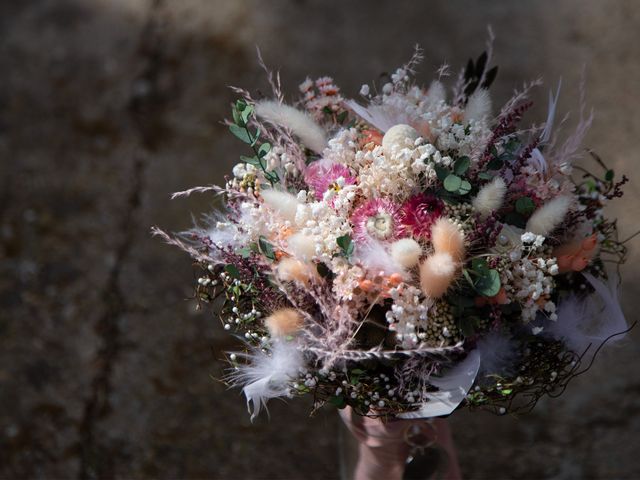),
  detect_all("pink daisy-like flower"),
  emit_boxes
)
[400,193,444,239]
[304,161,356,200]
[351,198,403,243]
